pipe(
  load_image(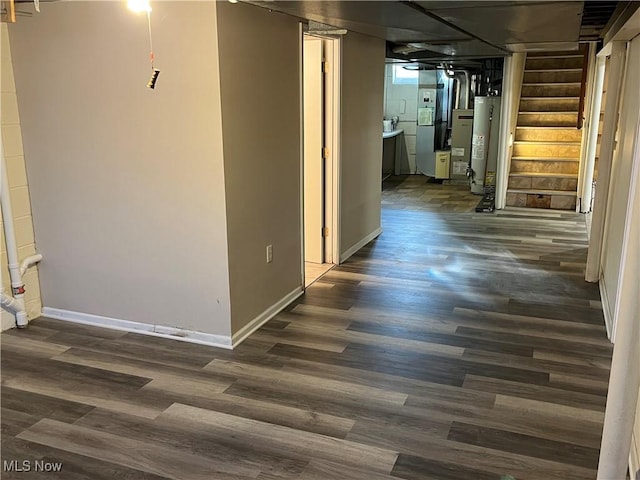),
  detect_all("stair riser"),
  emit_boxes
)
[525,57,584,69]
[515,128,582,142]
[523,71,583,83]
[508,176,578,191]
[513,143,580,158]
[510,50,586,211]
[517,113,578,127]
[527,51,583,57]
[506,192,576,210]
[510,160,579,174]
[519,98,579,112]
[521,84,582,97]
